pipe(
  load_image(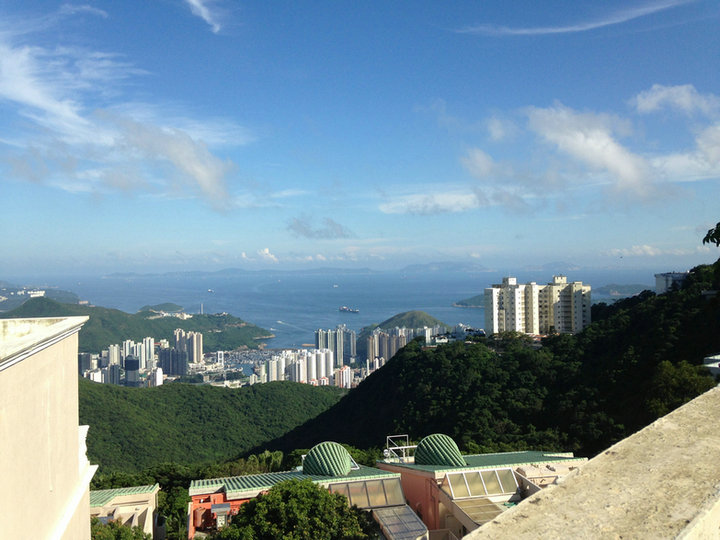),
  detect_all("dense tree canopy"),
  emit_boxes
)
[211,479,376,540]
[80,380,344,472]
[91,517,151,540]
